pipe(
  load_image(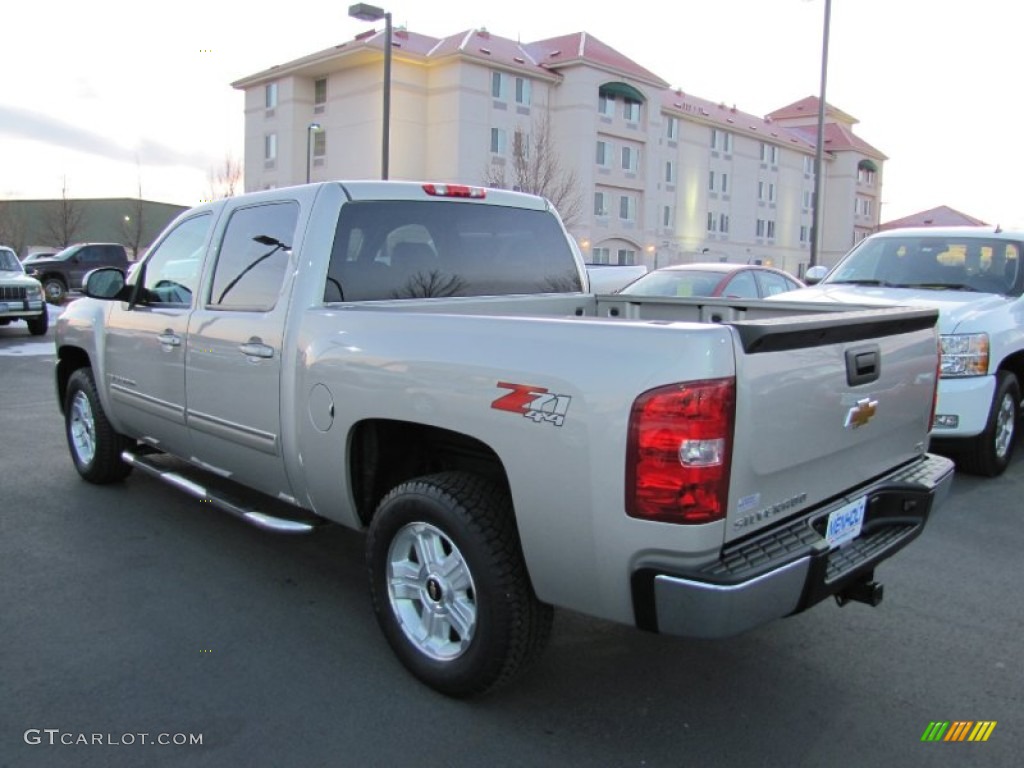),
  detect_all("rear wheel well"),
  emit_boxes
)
[349,420,508,527]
